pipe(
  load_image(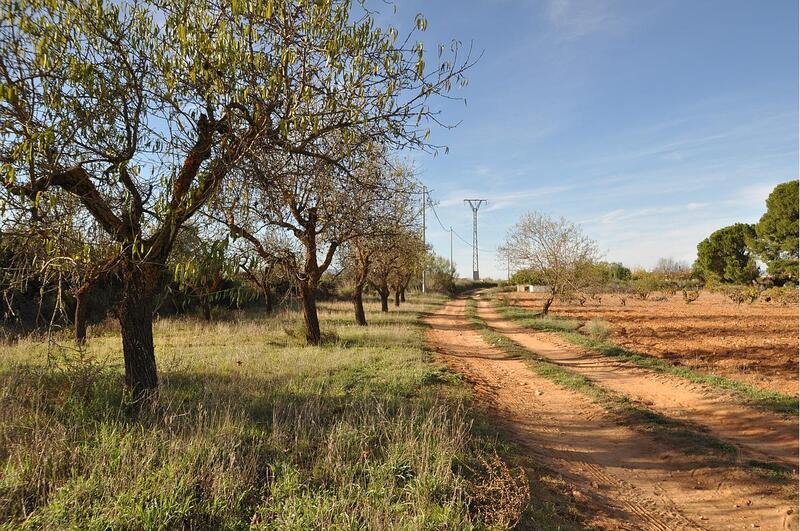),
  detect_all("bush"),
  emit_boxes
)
[632,277,662,300]
[761,285,799,305]
[682,289,700,304]
[583,318,611,340]
[719,285,760,305]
